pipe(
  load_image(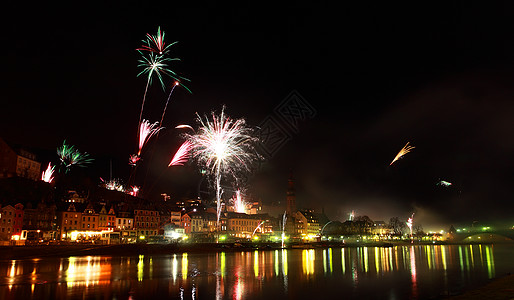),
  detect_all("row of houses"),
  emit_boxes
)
[0,198,335,244]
